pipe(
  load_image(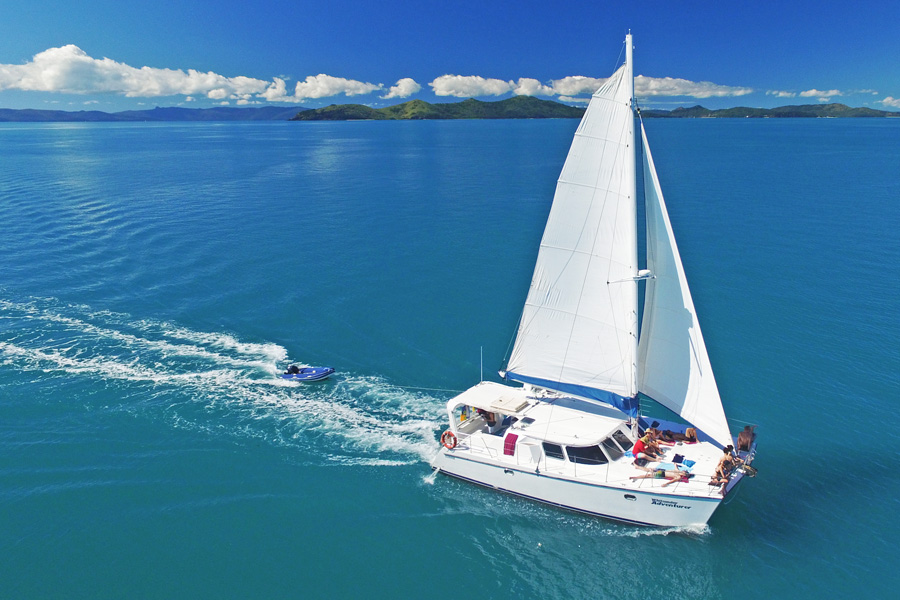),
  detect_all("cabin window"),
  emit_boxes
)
[612,430,633,452]
[601,438,624,461]
[542,442,564,461]
[565,445,609,465]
